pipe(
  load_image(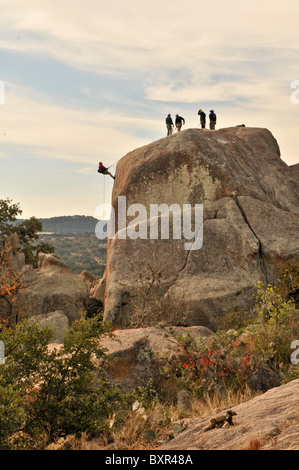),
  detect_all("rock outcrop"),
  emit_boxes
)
[14,252,93,324]
[29,310,70,343]
[158,378,299,450]
[93,127,299,330]
[99,325,213,392]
